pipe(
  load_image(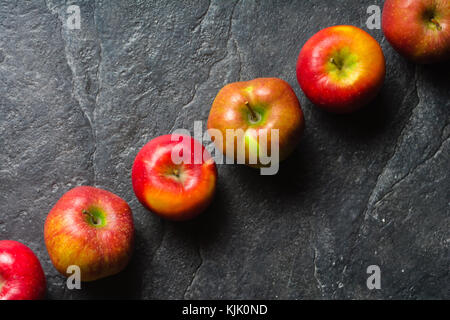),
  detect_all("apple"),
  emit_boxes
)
[207,77,304,168]
[132,134,217,221]
[382,0,450,64]
[0,240,46,300]
[44,186,134,282]
[296,25,386,113]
